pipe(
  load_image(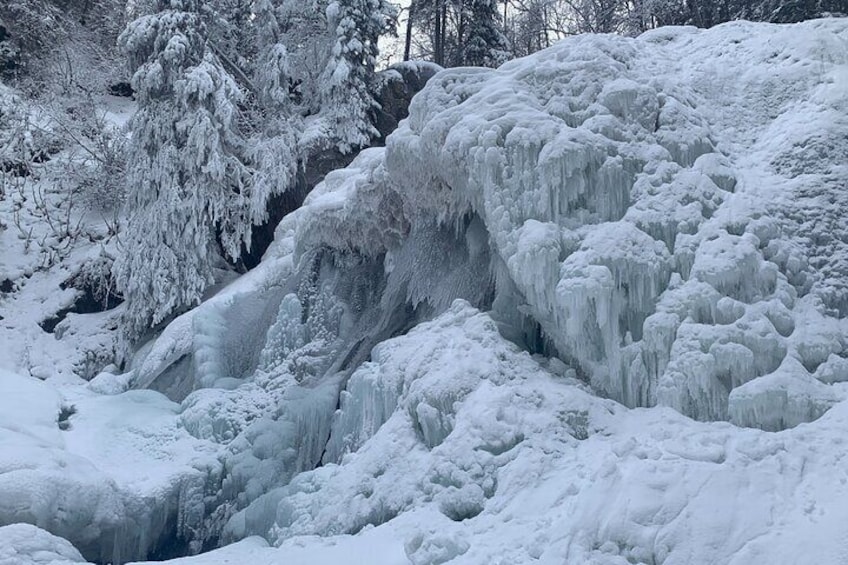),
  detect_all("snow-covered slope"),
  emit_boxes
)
[168,302,848,565]
[2,17,848,565]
